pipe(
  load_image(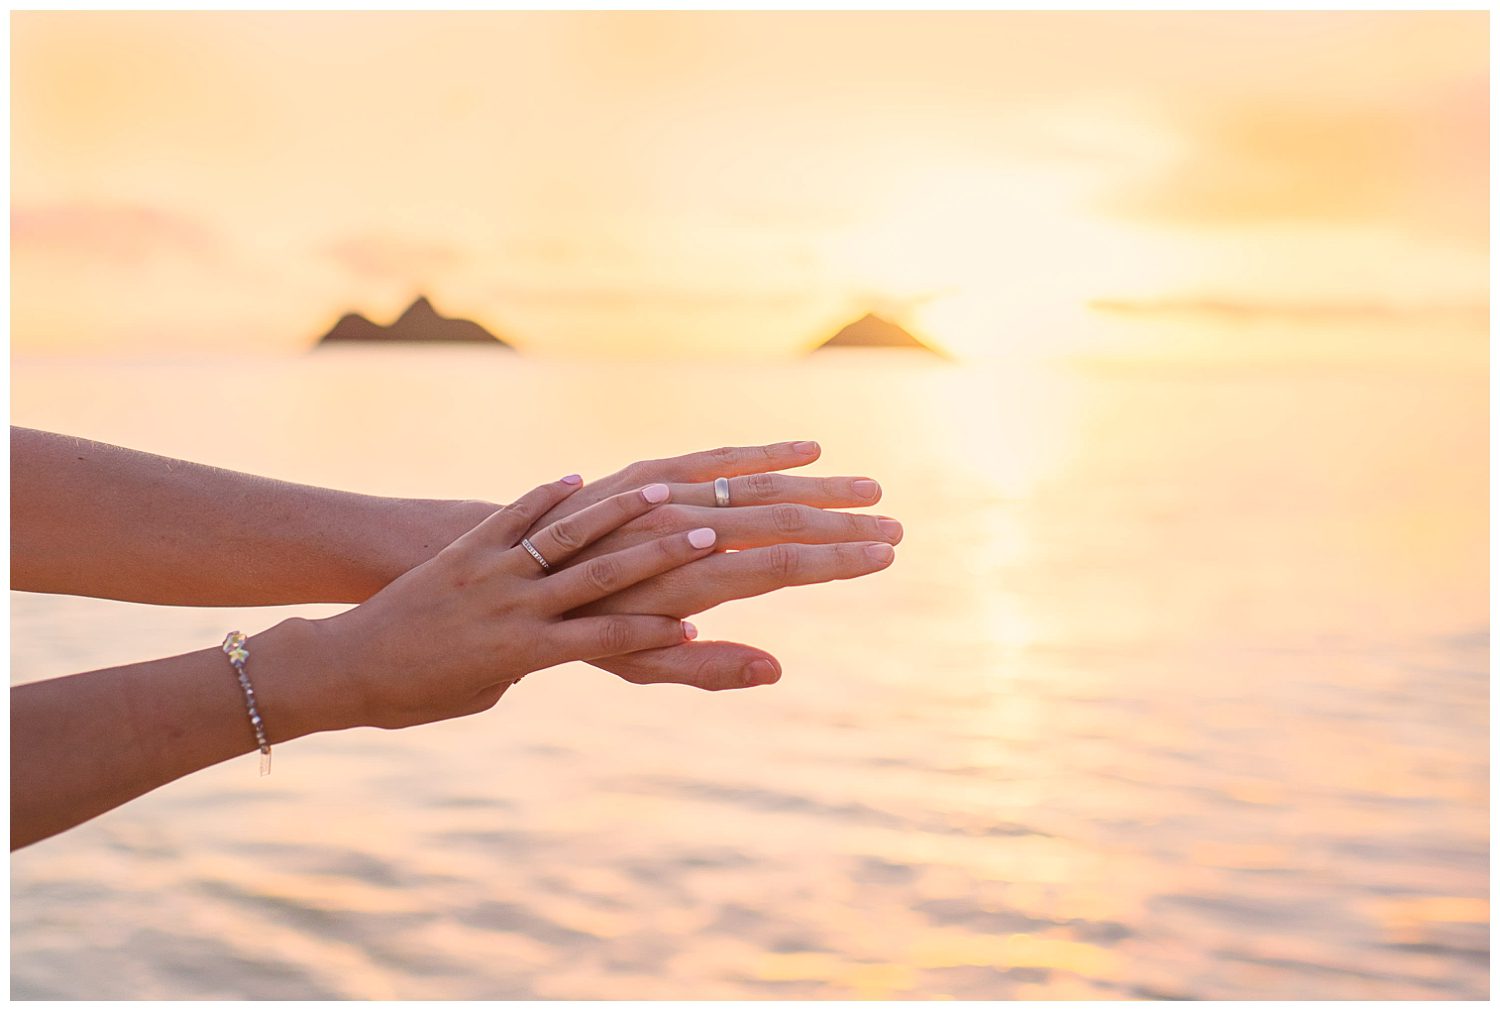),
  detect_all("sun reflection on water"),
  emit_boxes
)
[10,341,1488,999]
